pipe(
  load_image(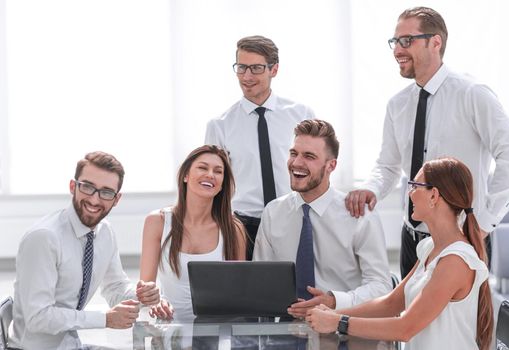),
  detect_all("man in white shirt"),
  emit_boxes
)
[205,35,315,260]
[11,151,161,349]
[345,6,509,278]
[254,120,392,318]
